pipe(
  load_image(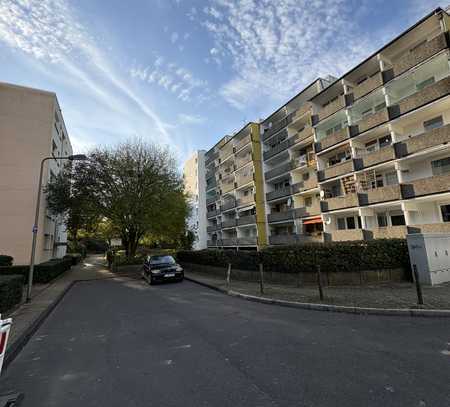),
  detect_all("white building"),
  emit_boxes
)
[183,151,207,250]
[0,82,73,264]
